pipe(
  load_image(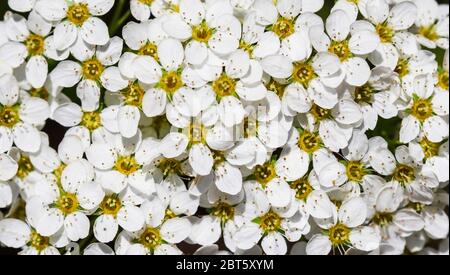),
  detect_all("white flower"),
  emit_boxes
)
[309,10,379,87]
[363,0,419,69]
[50,36,124,112]
[306,197,380,255]
[0,75,49,153]
[35,0,114,50]
[399,75,449,143]
[409,137,449,182]
[115,195,191,255]
[130,0,180,21]
[0,218,60,255]
[413,0,449,49]
[4,11,70,88]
